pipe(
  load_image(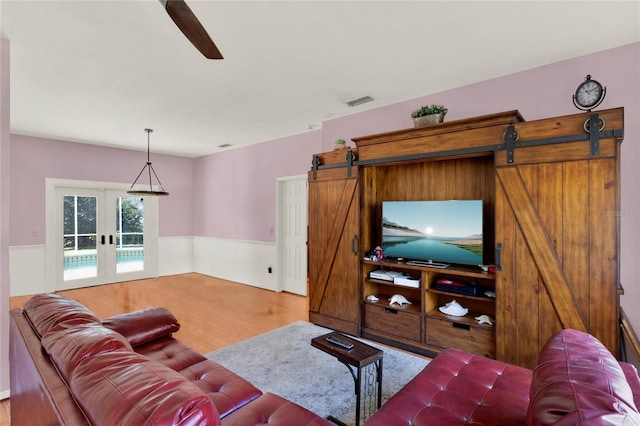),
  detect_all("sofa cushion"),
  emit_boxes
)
[41,323,132,379]
[103,307,180,347]
[180,358,263,418]
[136,337,263,418]
[527,329,640,426]
[43,322,220,425]
[221,393,331,426]
[363,348,532,425]
[23,293,101,338]
[71,351,220,426]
